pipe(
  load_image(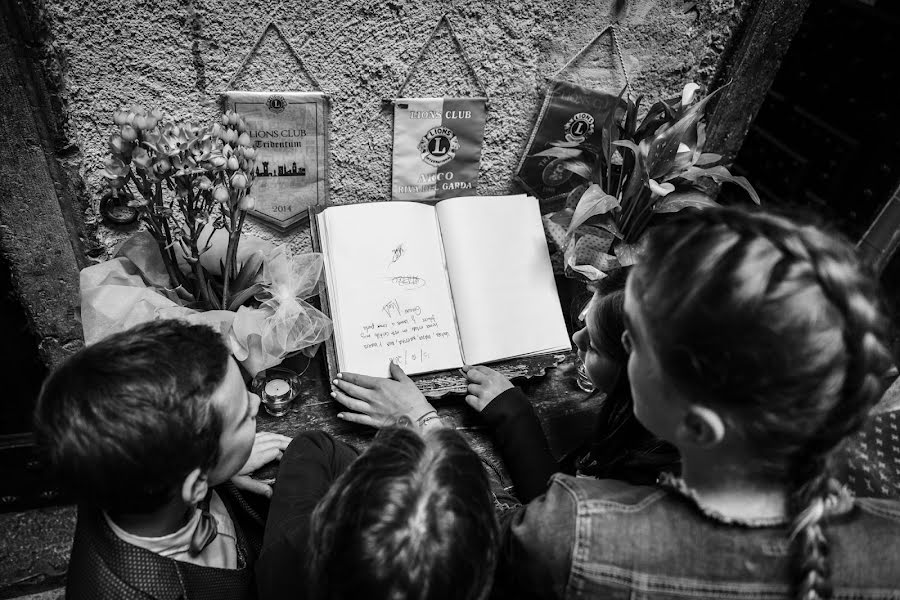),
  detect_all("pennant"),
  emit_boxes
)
[224,91,329,230]
[391,97,487,201]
